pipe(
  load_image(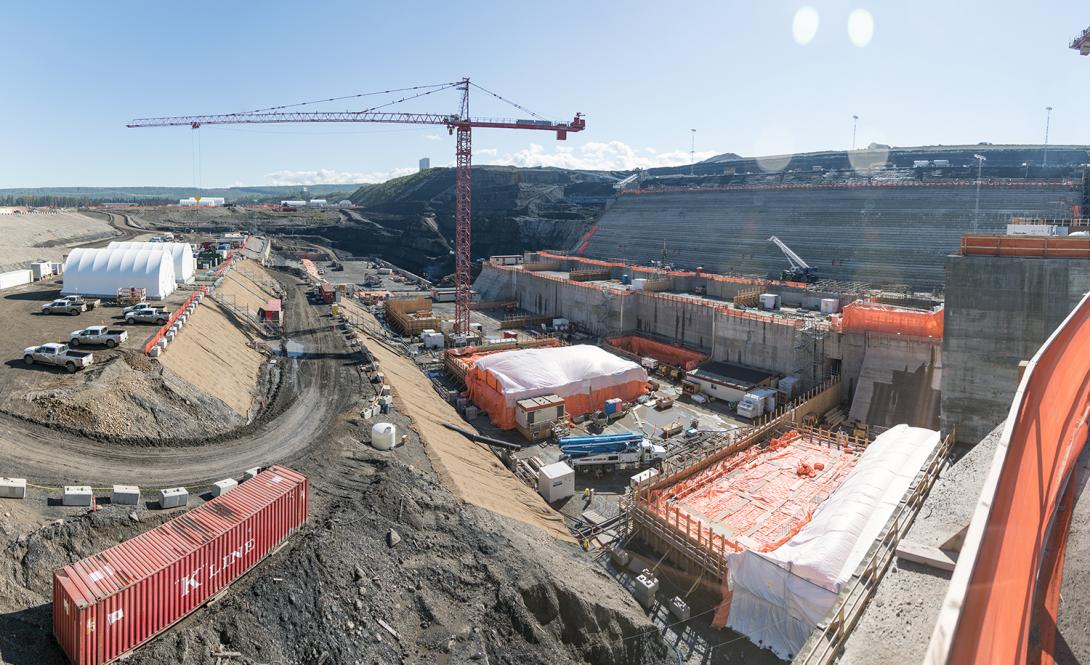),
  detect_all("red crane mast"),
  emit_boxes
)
[128,78,585,334]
